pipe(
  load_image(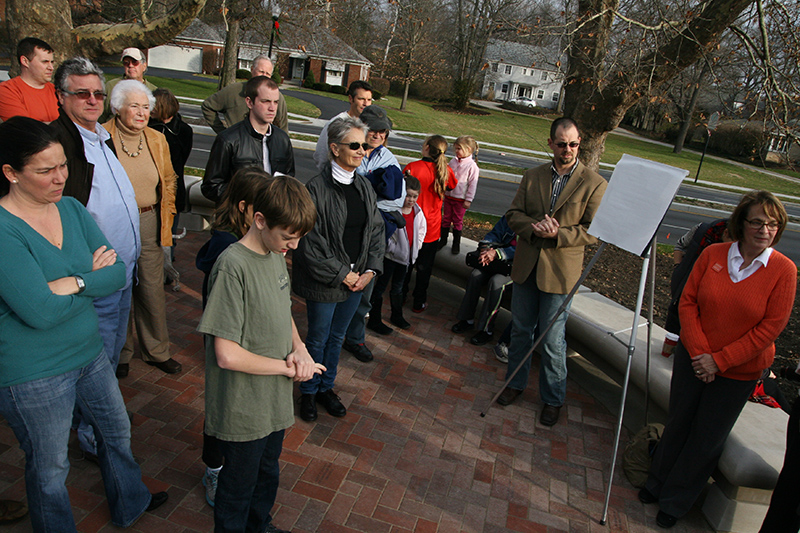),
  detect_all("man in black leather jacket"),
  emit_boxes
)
[202,76,294,204]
